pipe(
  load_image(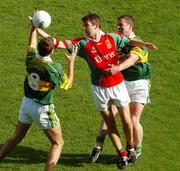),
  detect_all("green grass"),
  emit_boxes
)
[0,0,180,171]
